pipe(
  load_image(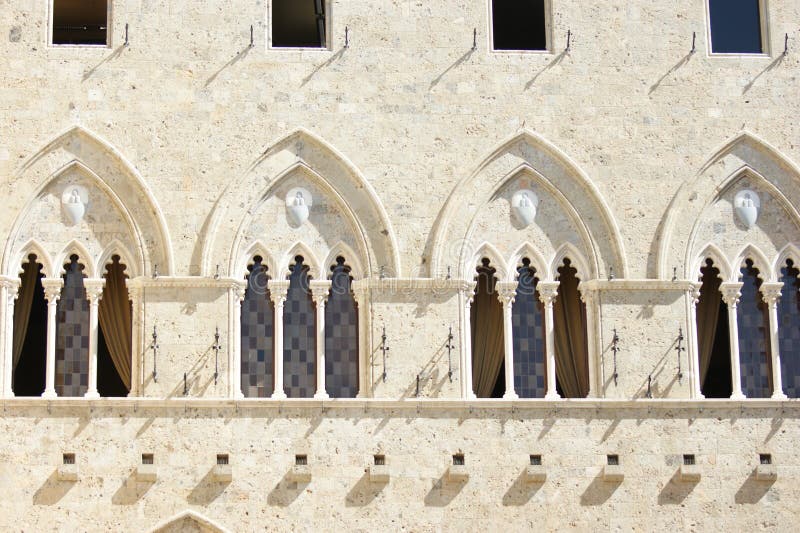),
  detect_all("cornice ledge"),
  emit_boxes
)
[581,279,697,291]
